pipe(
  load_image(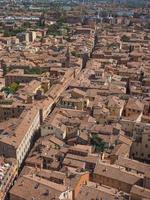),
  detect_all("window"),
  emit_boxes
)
[145,144,148,148]
[141,153,144,157]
